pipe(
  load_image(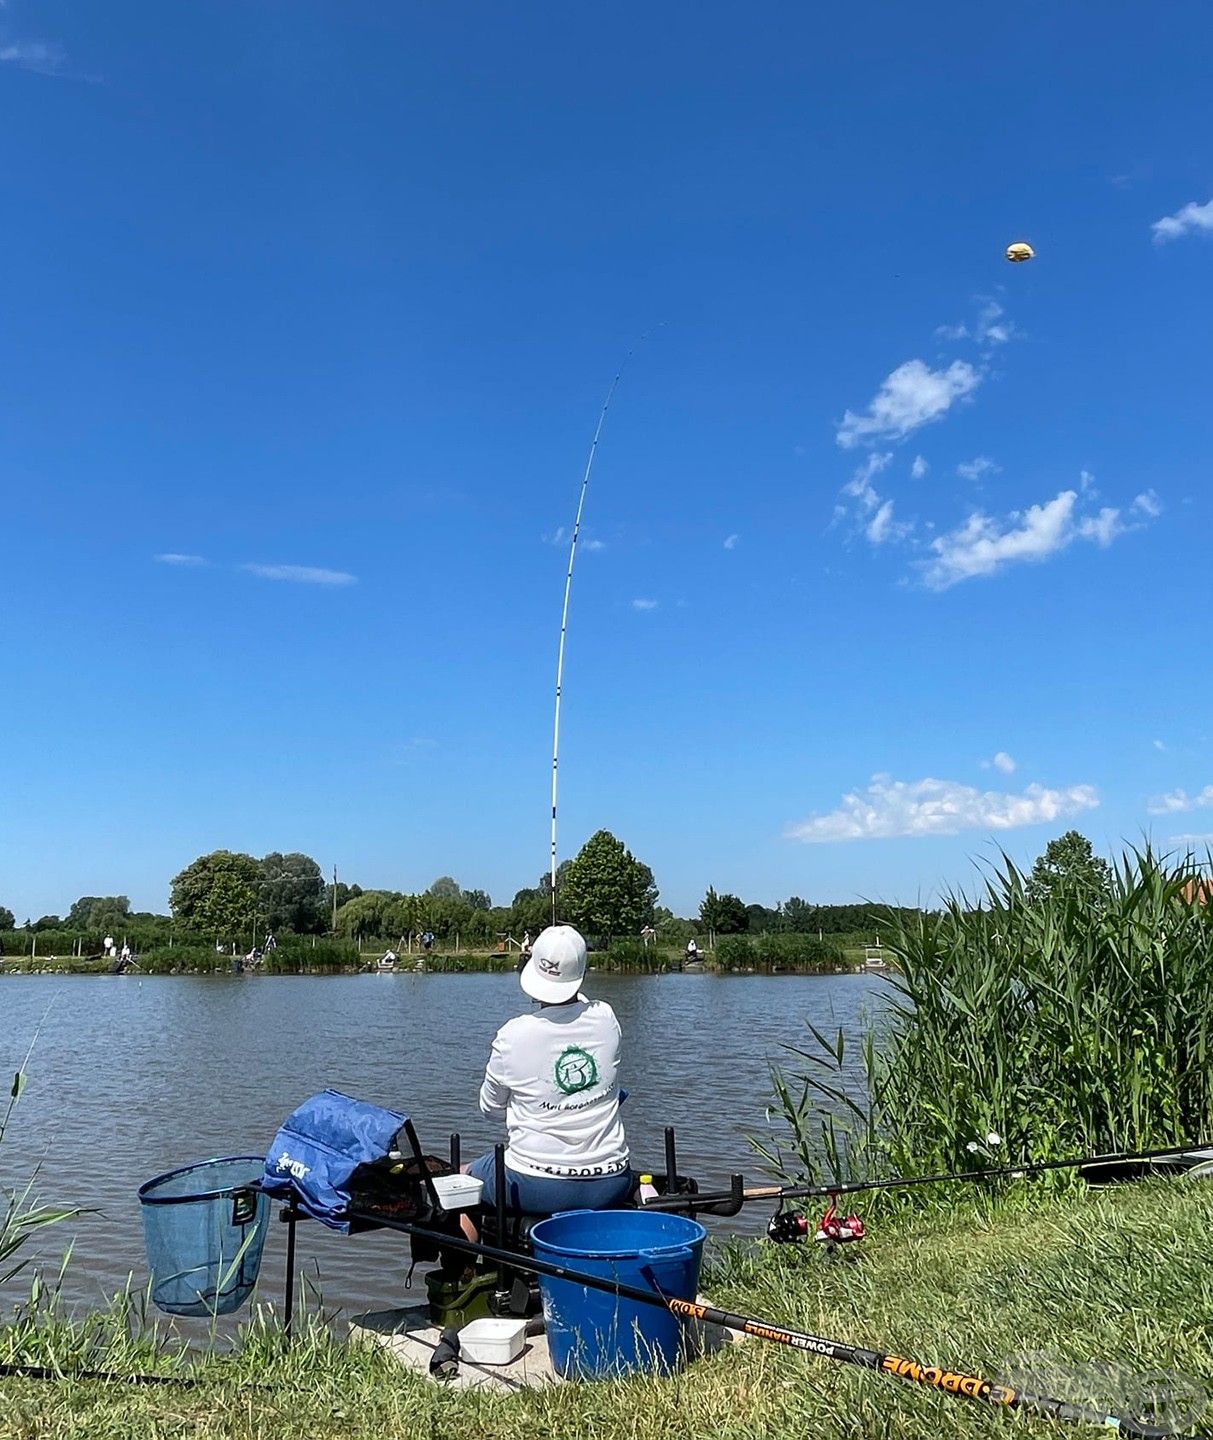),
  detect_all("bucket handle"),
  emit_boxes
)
[639,1246,693,1265]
